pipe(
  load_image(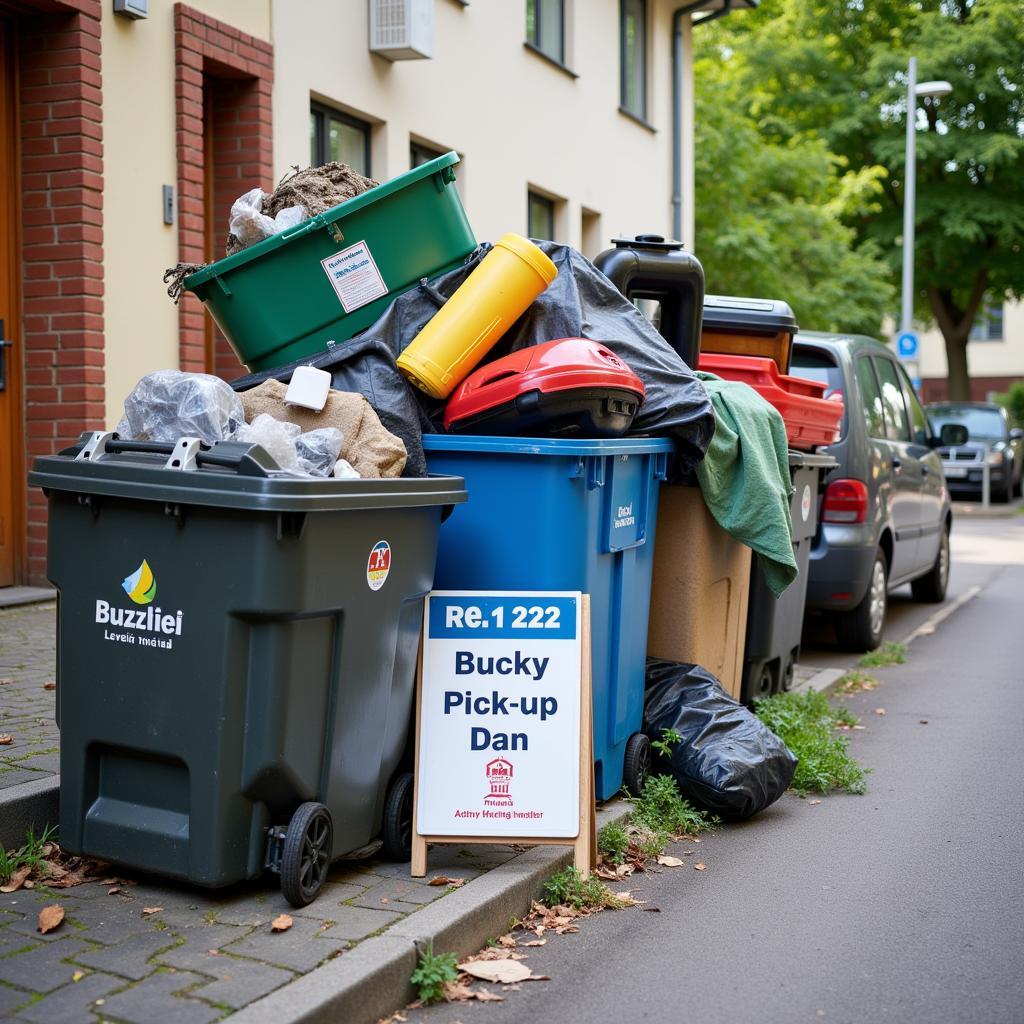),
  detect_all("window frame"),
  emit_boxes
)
[896,362,932,447]
[410,140,447,169]
[619,0,647,121]
[526,0,565,65]
[527,189,556,241]
[969,299,1005,342]
[310,101,371,176]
